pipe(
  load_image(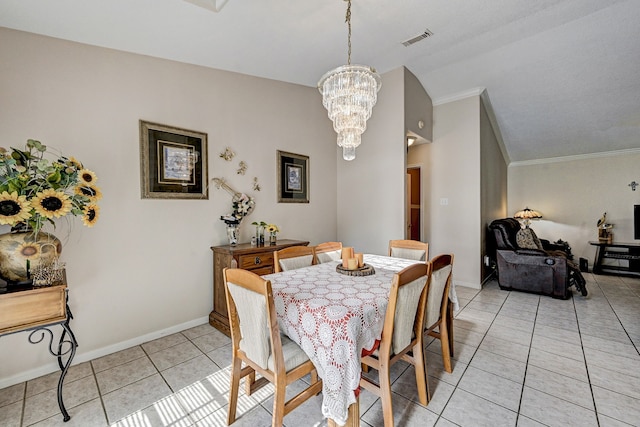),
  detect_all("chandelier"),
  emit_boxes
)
[318,0,381,161]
